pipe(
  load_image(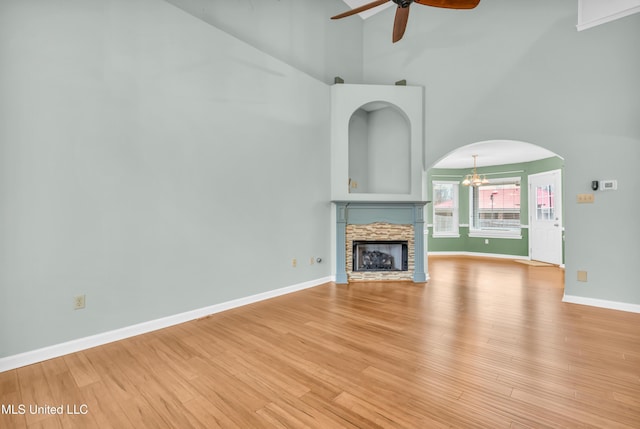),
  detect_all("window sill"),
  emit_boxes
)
[469,230,522,240]
[433,233,461,238]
